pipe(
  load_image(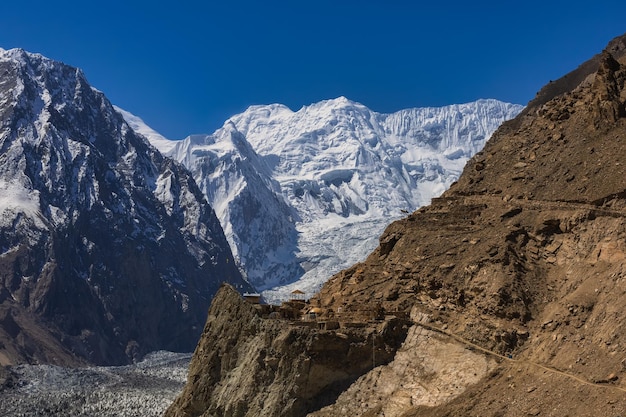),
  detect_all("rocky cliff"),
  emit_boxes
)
[165,284,408,417]
[167,32,626,417]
